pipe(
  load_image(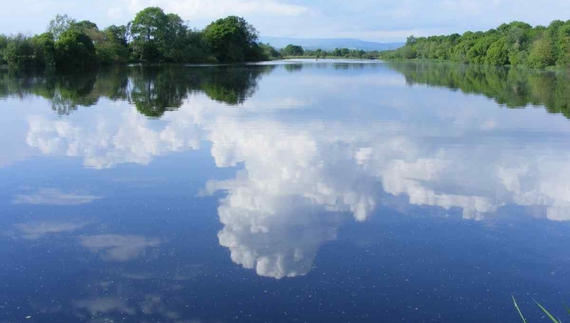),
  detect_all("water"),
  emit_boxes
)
[1,60,570,323]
